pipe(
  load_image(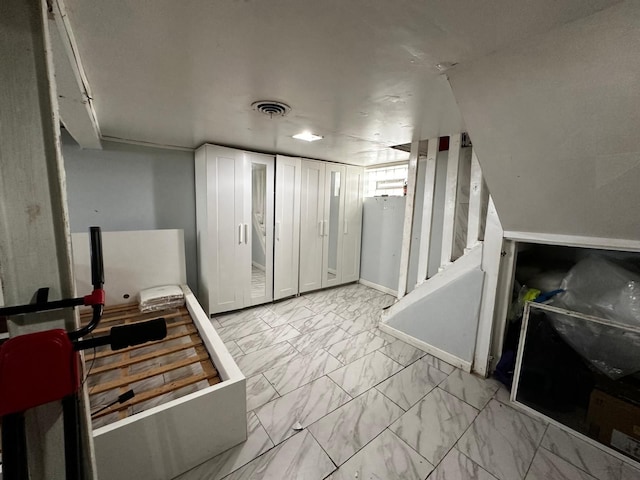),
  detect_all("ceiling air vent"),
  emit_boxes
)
[251,100,291,118]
